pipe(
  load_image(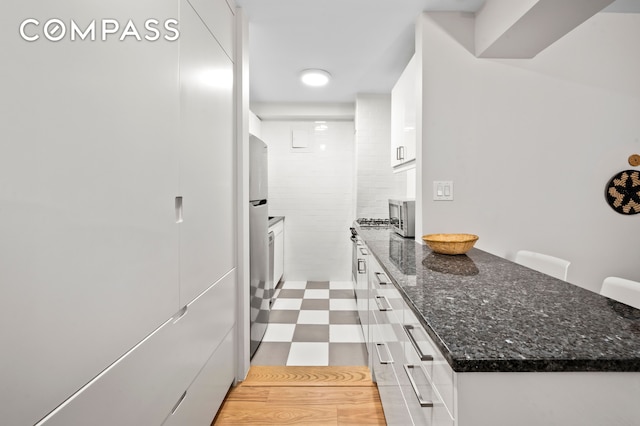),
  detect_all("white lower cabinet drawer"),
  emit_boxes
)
[403,327,455,419]
[173,270,236,380]
[404,310,455,418]
[38,317,190,426]
[372,341,397,386]
[162,328,235,426]
[432,403,455,426]
[401,365,454,426]
[376,377,413,425]
[403,390,454,426]
[38,271,237,426]
[364,242,456,425]
[371,312,402,387]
